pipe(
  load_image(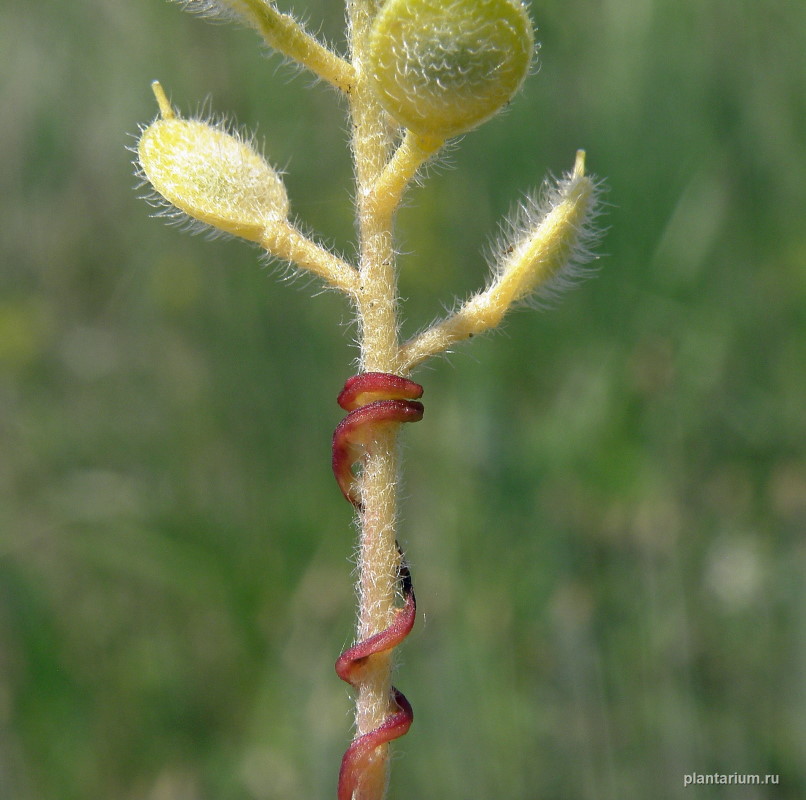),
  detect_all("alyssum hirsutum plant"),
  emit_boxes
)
[135,0,603,797]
